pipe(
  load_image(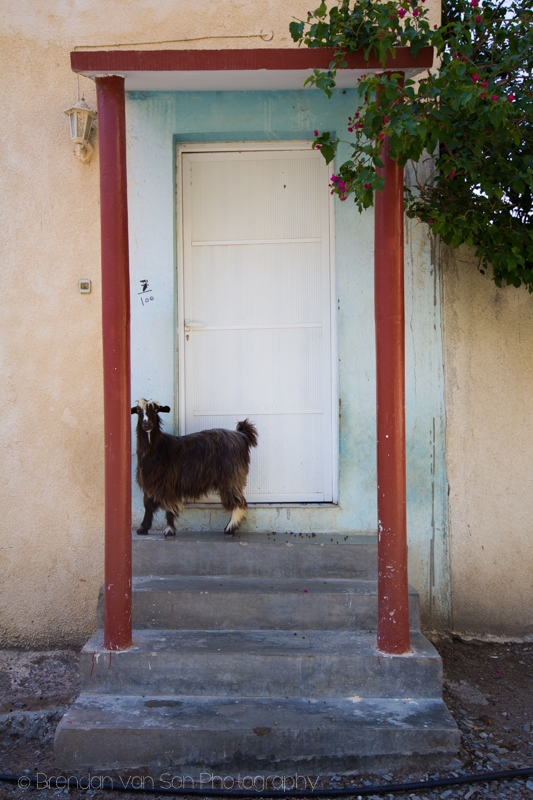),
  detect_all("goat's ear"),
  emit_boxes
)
[158,405,171,413]
[131,406,139,415]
